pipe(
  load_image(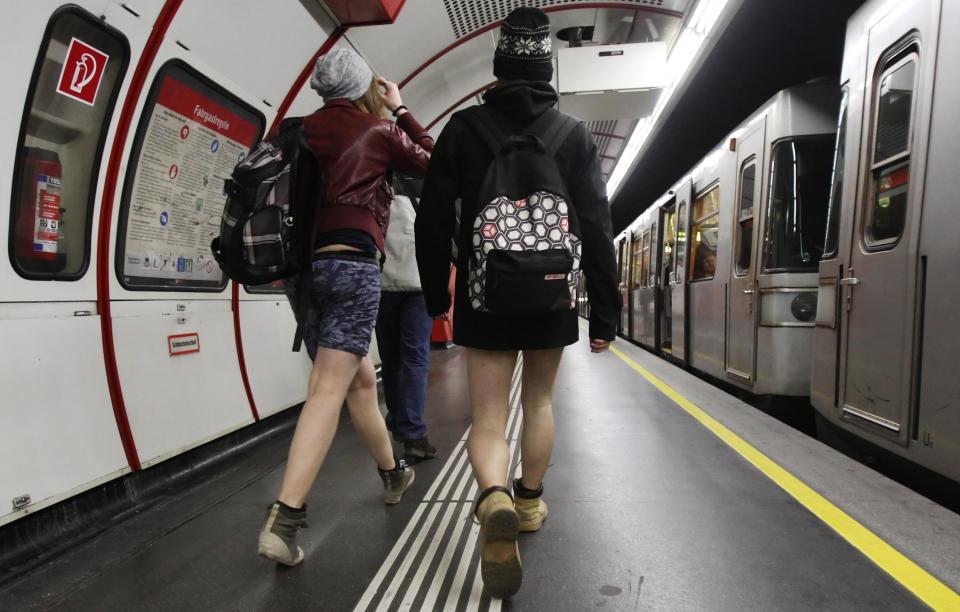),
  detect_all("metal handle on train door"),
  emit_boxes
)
[742,289,755,294]
[839,277,860,286]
